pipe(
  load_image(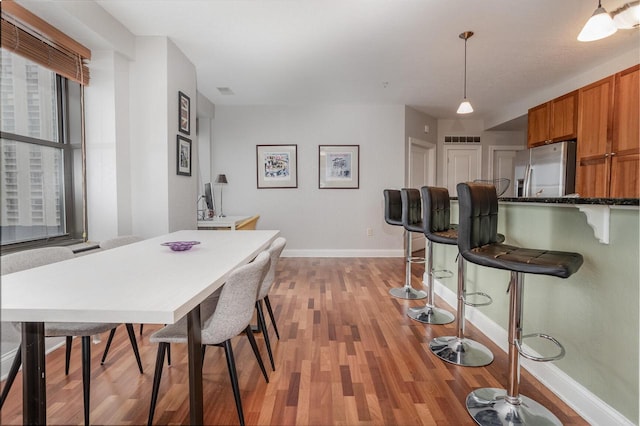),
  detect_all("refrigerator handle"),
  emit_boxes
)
[524,165,532,197]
